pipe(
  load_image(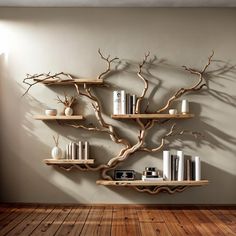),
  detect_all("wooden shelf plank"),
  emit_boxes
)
[33,78,104,85]
[33,115,84,120]
[44,159,95,165]
[111,114,194,119]
[96,180,209,186]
